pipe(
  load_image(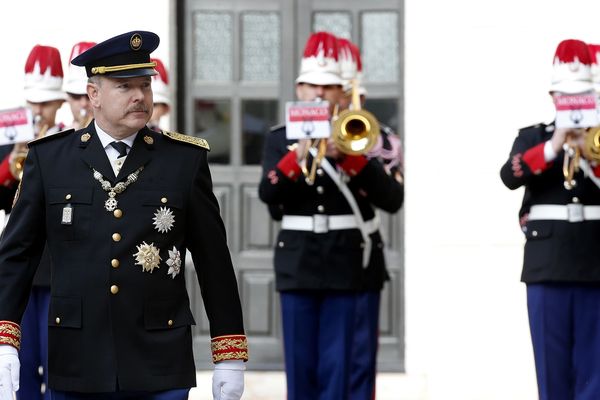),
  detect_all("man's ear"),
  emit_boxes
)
[87,82,100,108]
